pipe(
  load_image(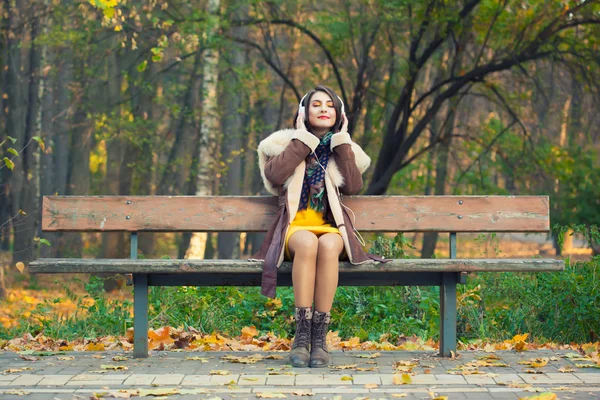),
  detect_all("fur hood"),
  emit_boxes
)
[257,128,371,195]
